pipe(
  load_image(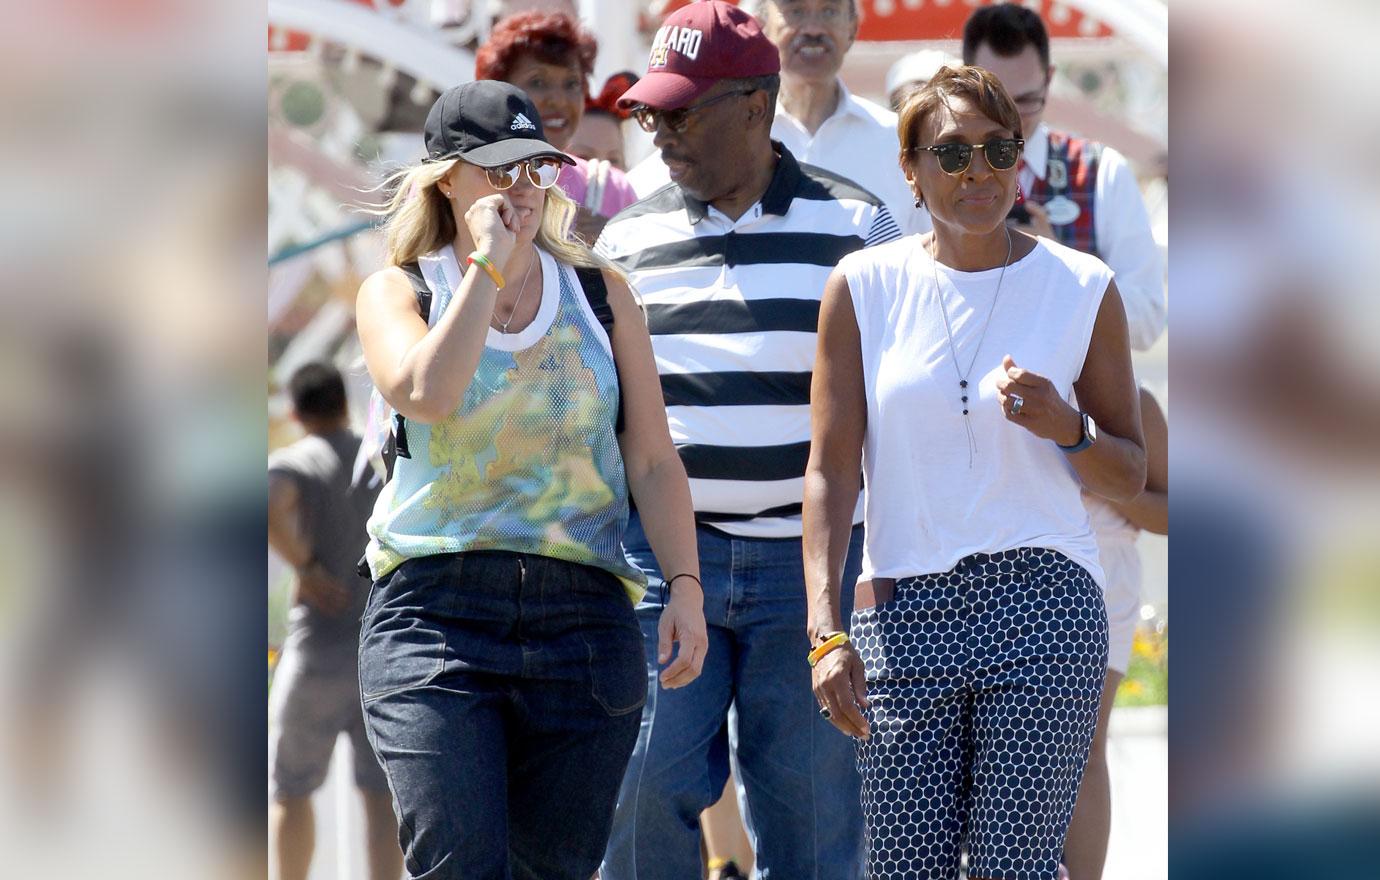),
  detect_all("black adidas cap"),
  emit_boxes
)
[423,80,574,168]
